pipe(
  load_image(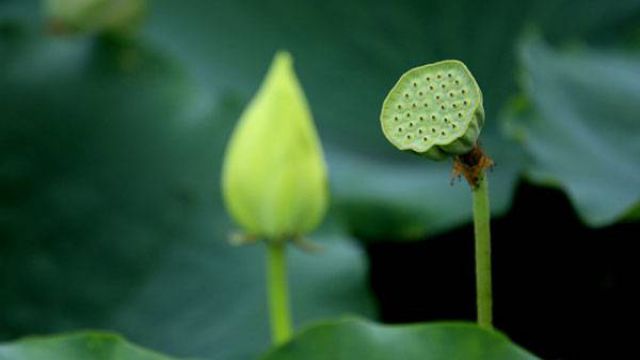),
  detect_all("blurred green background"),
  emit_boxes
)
[1,0,639,359]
